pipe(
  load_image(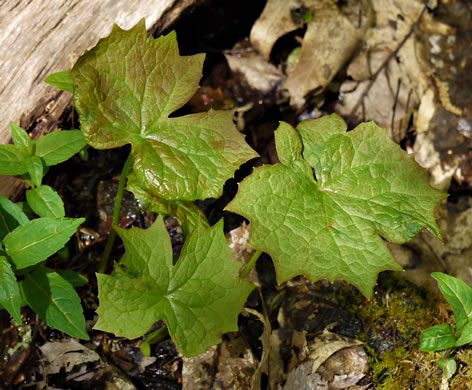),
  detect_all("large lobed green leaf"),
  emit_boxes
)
[71,20,257,201]
[127,172,209,237]
[227,114,446,297]
[94,216,254,357]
